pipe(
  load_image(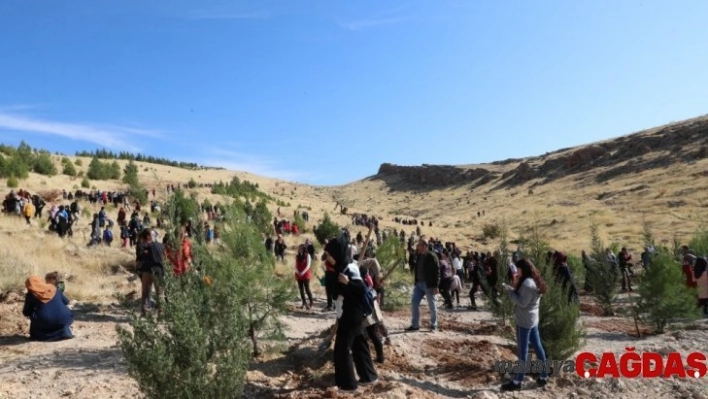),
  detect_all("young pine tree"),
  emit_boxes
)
[636,247,700,333]
[587,224,618,316]
[487,220,514,326]
[527,224,583,361]
[376,235,411,311]
[118,198,293,398]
